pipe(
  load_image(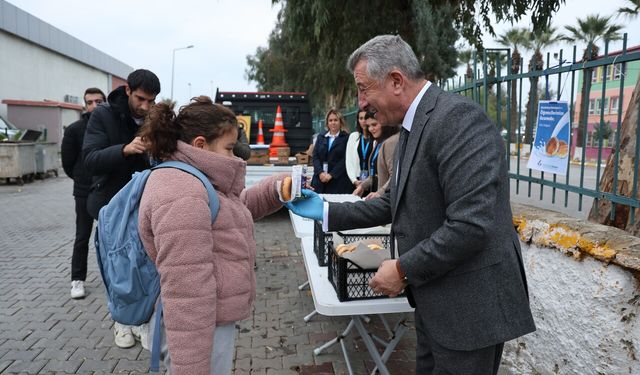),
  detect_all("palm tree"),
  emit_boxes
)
[457,48,474,81]
[521,26,563,144]
[496,28,529,143]
[618,0,640,18]
[564,15,623,147]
